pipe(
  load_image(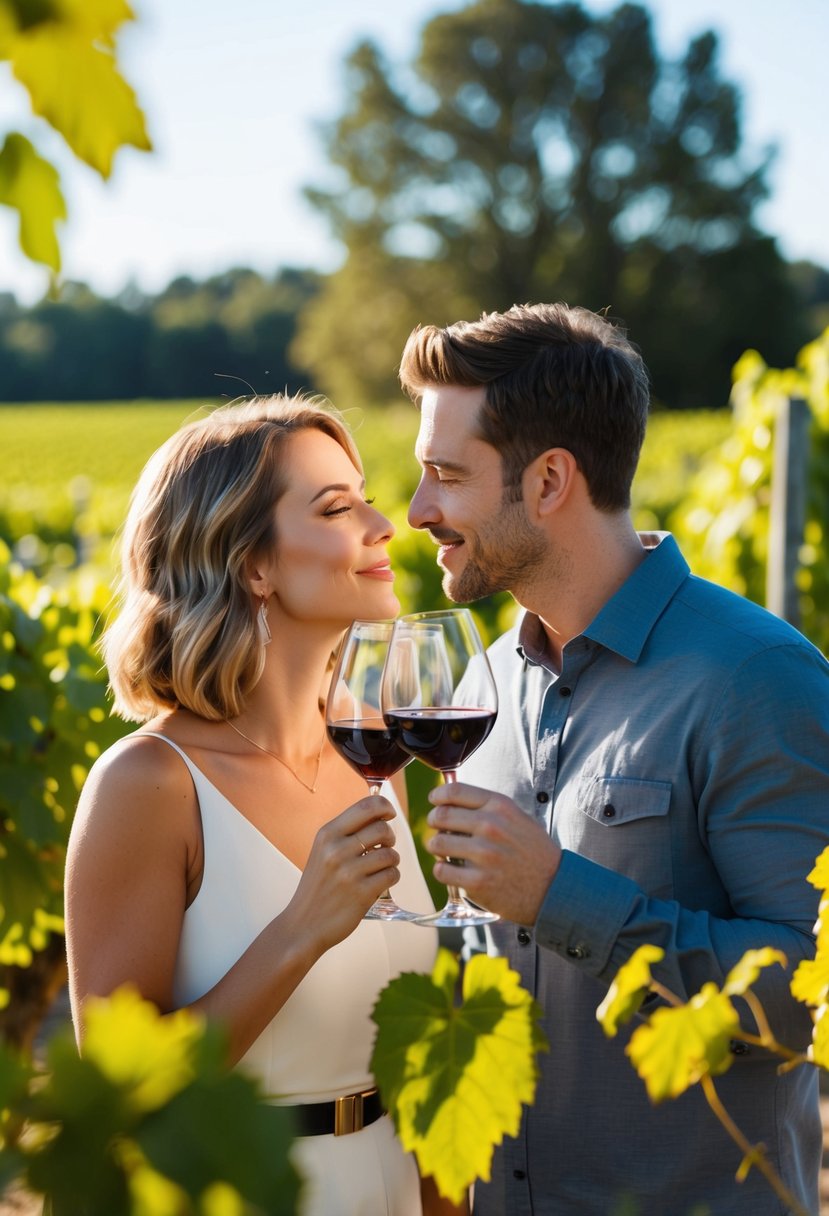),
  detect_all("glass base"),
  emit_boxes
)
[364,898,421,922]
[414,899,499,928]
